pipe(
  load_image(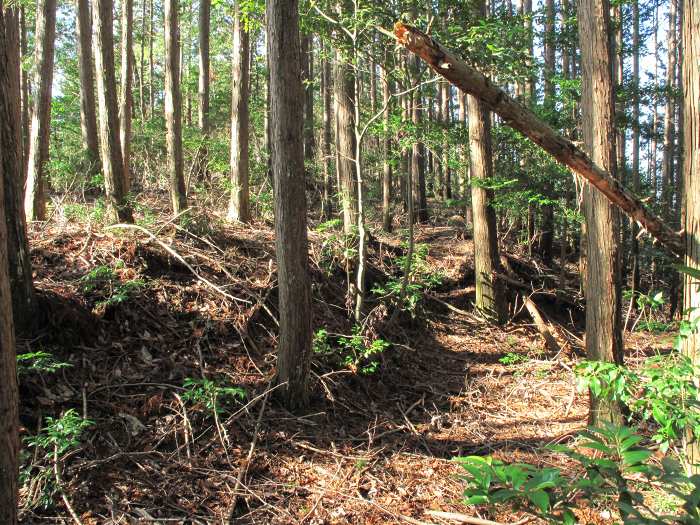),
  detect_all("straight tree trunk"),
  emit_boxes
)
[540,0,556,264]
[631,0,641,293]
[138,0,145,120]
[227,2,250,223]
[579,0,624,425]
[301,34,315,161]
[458,91,468,204]
[164,0,186,215]
[93,0,133,222]
[614,5,626,184]
[681,0,700,473]
[441,80,451,200]
[662,0,678,213]
[412,90,428,223]
[334,51,357,235]
[76,0,100,173]
[266,0,312,409]
[24,0,56,221]
[120,0,134,193]
[19,6,29,173]
[381,63,392,232]
[0,4,21,521]
[469,94,506,324]
[1,4,34,336]
[321,47,333,221]
[148,0,154,117]
[197,0,209,179]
